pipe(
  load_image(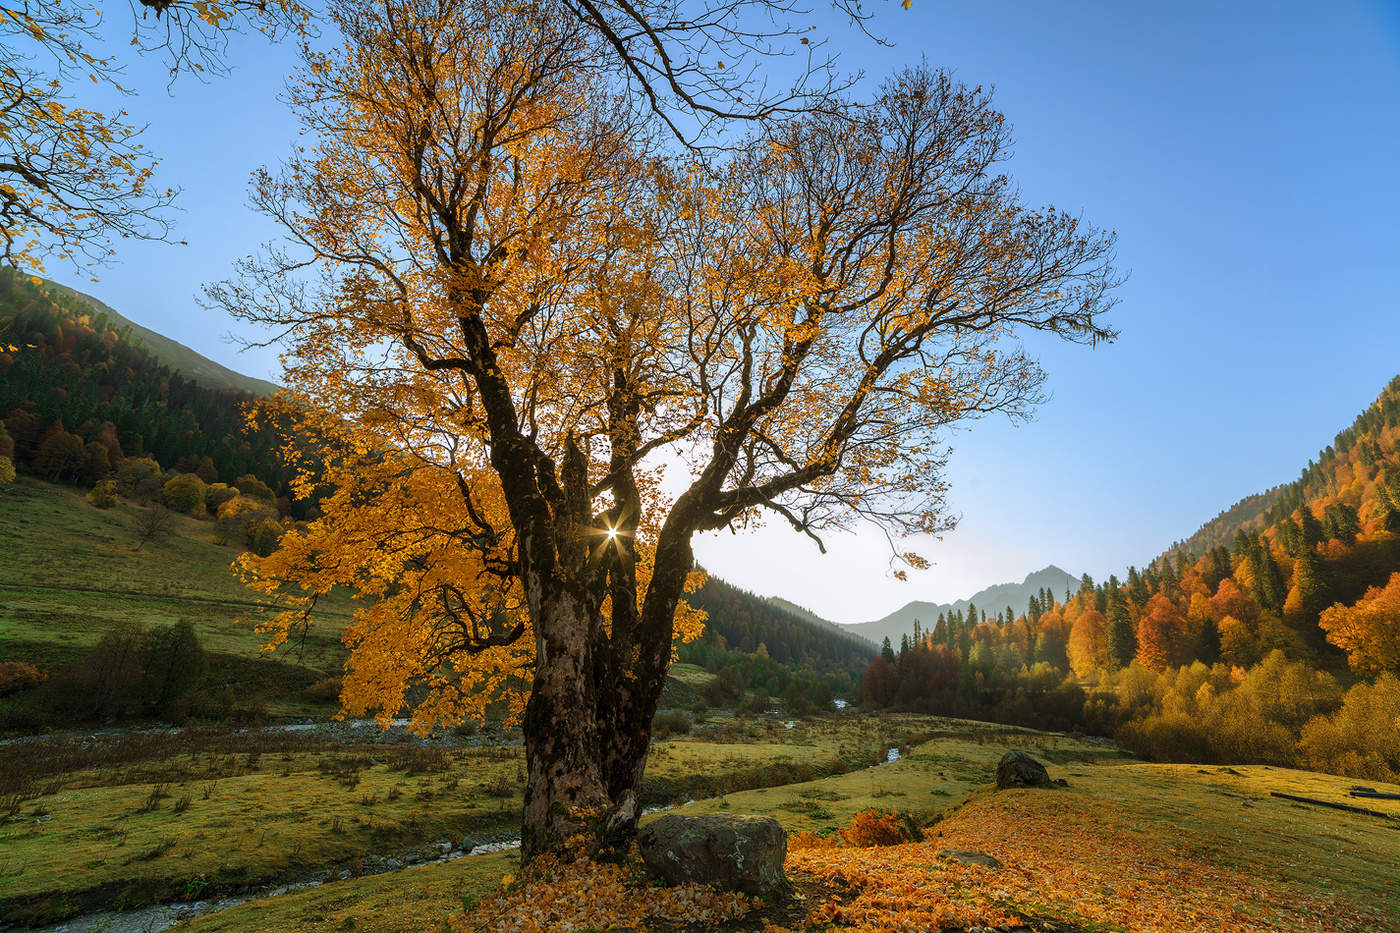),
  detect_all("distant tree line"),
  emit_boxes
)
[861,374,1400,783]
